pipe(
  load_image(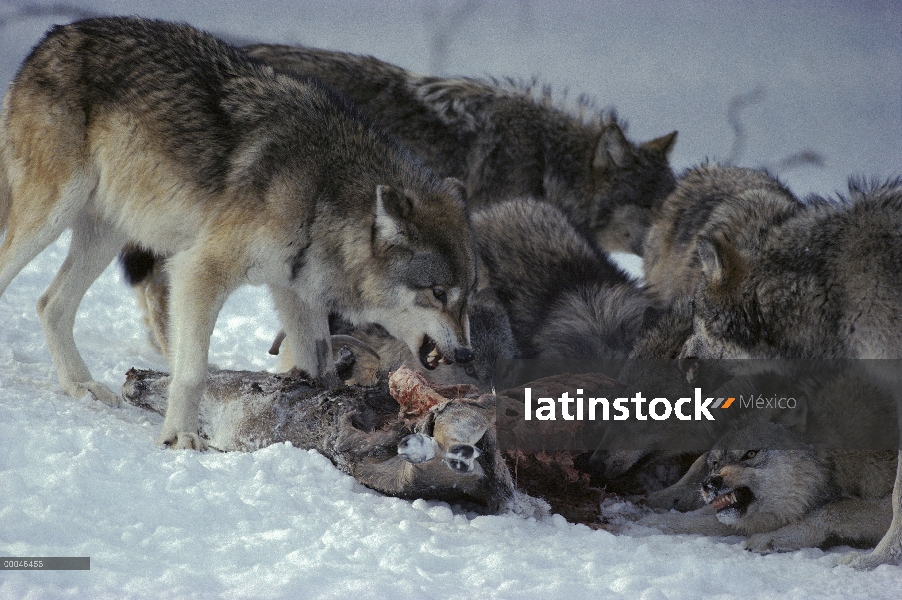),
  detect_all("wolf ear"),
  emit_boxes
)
[643,130,678,157]
[697,238,723,282]
[375,185,413,246]
[594,124,633,170]
[442,177,468,208]
[698,236,747,288]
